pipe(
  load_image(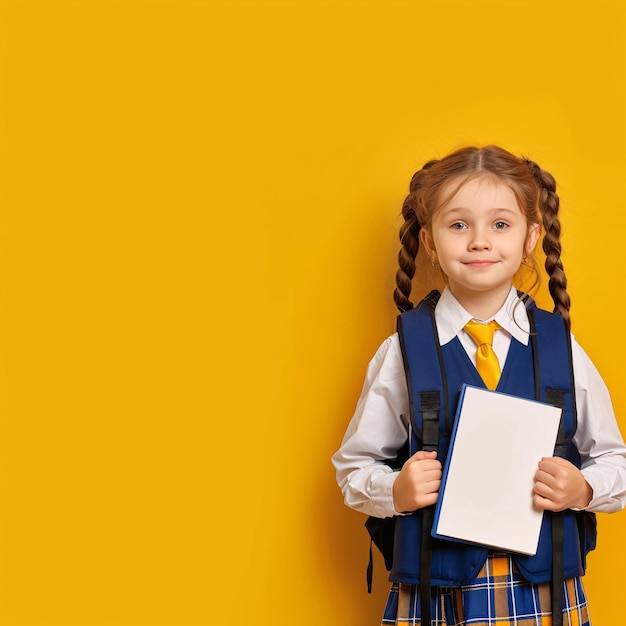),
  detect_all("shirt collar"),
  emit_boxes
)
[435,286,530,346]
